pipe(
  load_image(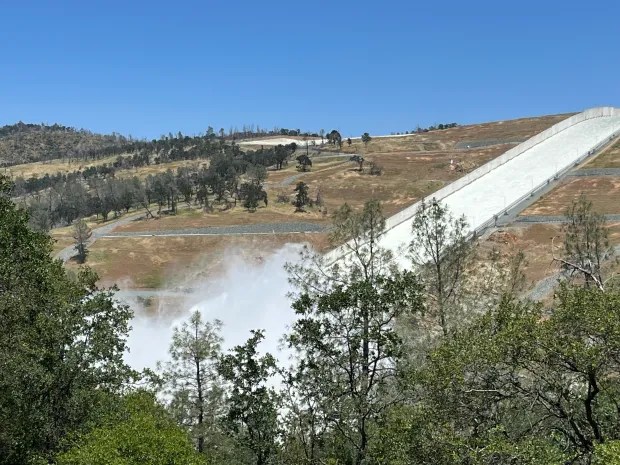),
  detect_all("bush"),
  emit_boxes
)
[369,162,383,176]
